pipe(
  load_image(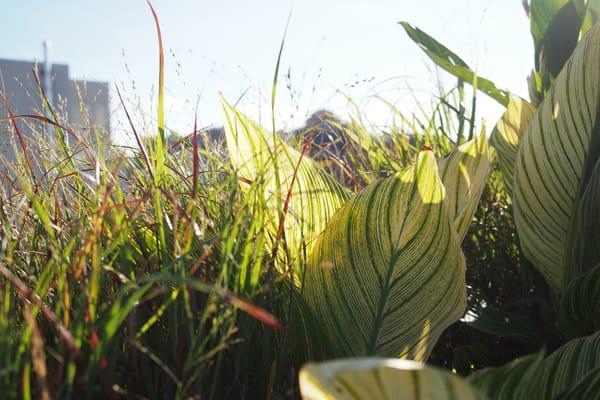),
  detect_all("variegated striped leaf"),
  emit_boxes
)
[530,0,586,78]
[469,332,600,400]
[400,22,510,106]
[558,367,600,399]
[303,142,488,360]
[557,264,600,338]
[438,131,491,241]
[489,96,536,197]
[531,332,600,398]
[566,130,600,281]
[513,22,600,291]
[222,98,349,284]
[299,358,486,400]
[468,353,543,400]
